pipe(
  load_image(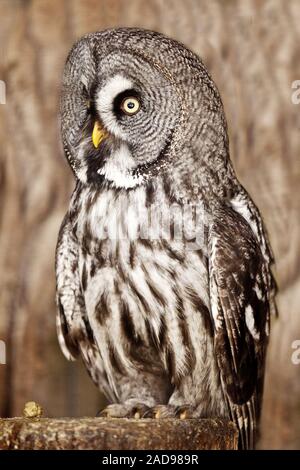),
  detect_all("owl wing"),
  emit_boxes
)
[55,214,115,401]
[208,204,271,449]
